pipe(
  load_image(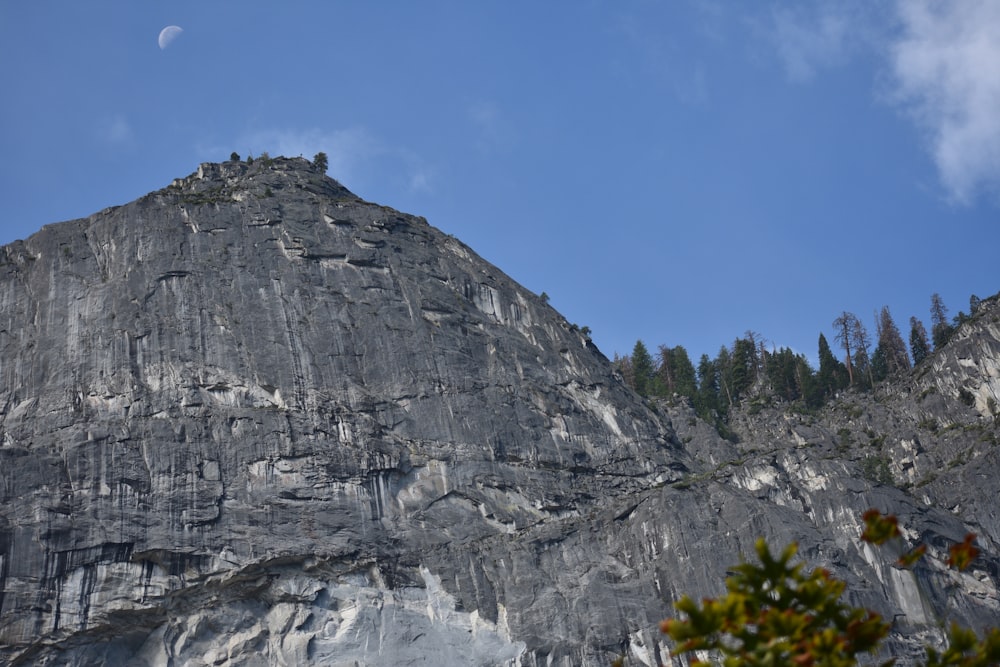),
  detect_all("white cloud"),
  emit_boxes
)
[468,101,514,154]
[407,166,433,194]
[100,114,134,146]
[889,0,1000,204]
[226,126,435,196]
[765,2,1000,204]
